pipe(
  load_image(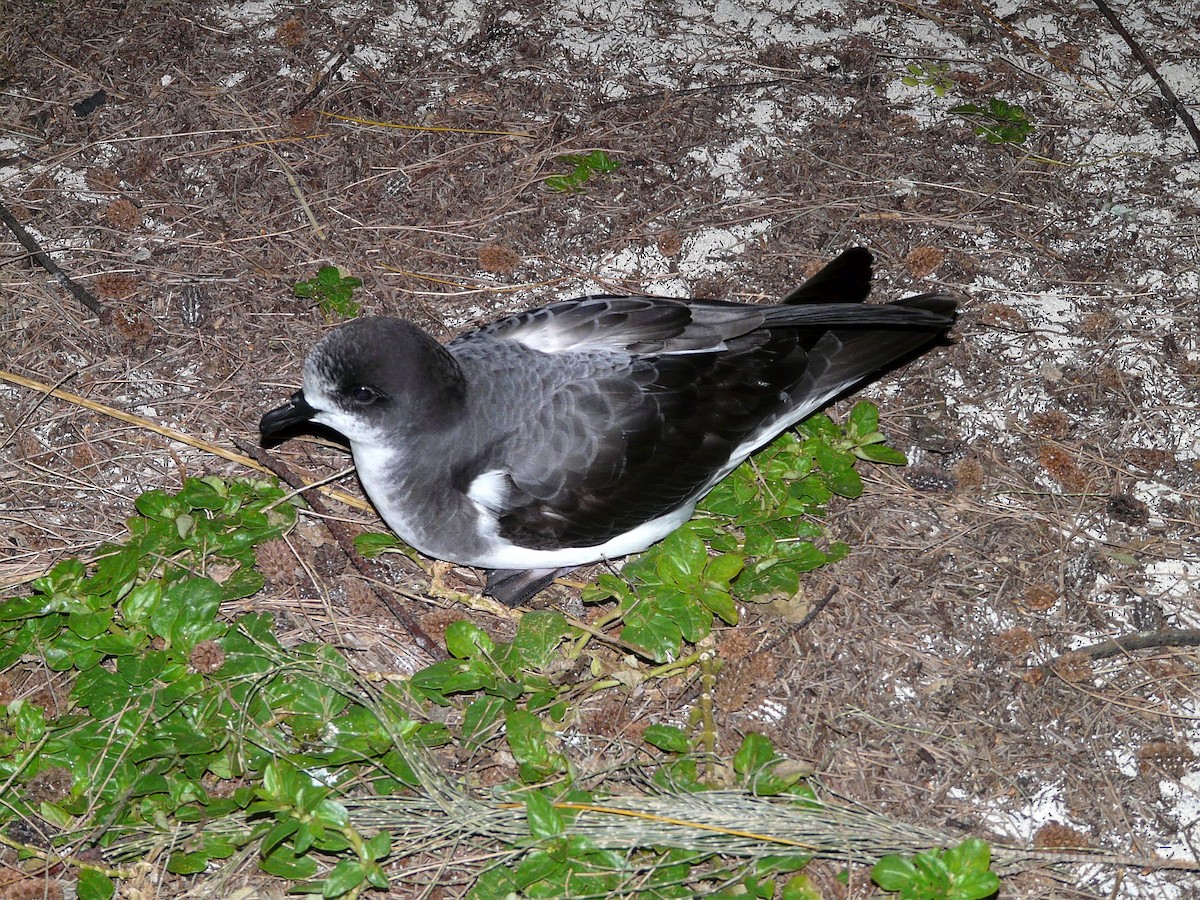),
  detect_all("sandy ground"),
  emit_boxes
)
[2,1,1199,896]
